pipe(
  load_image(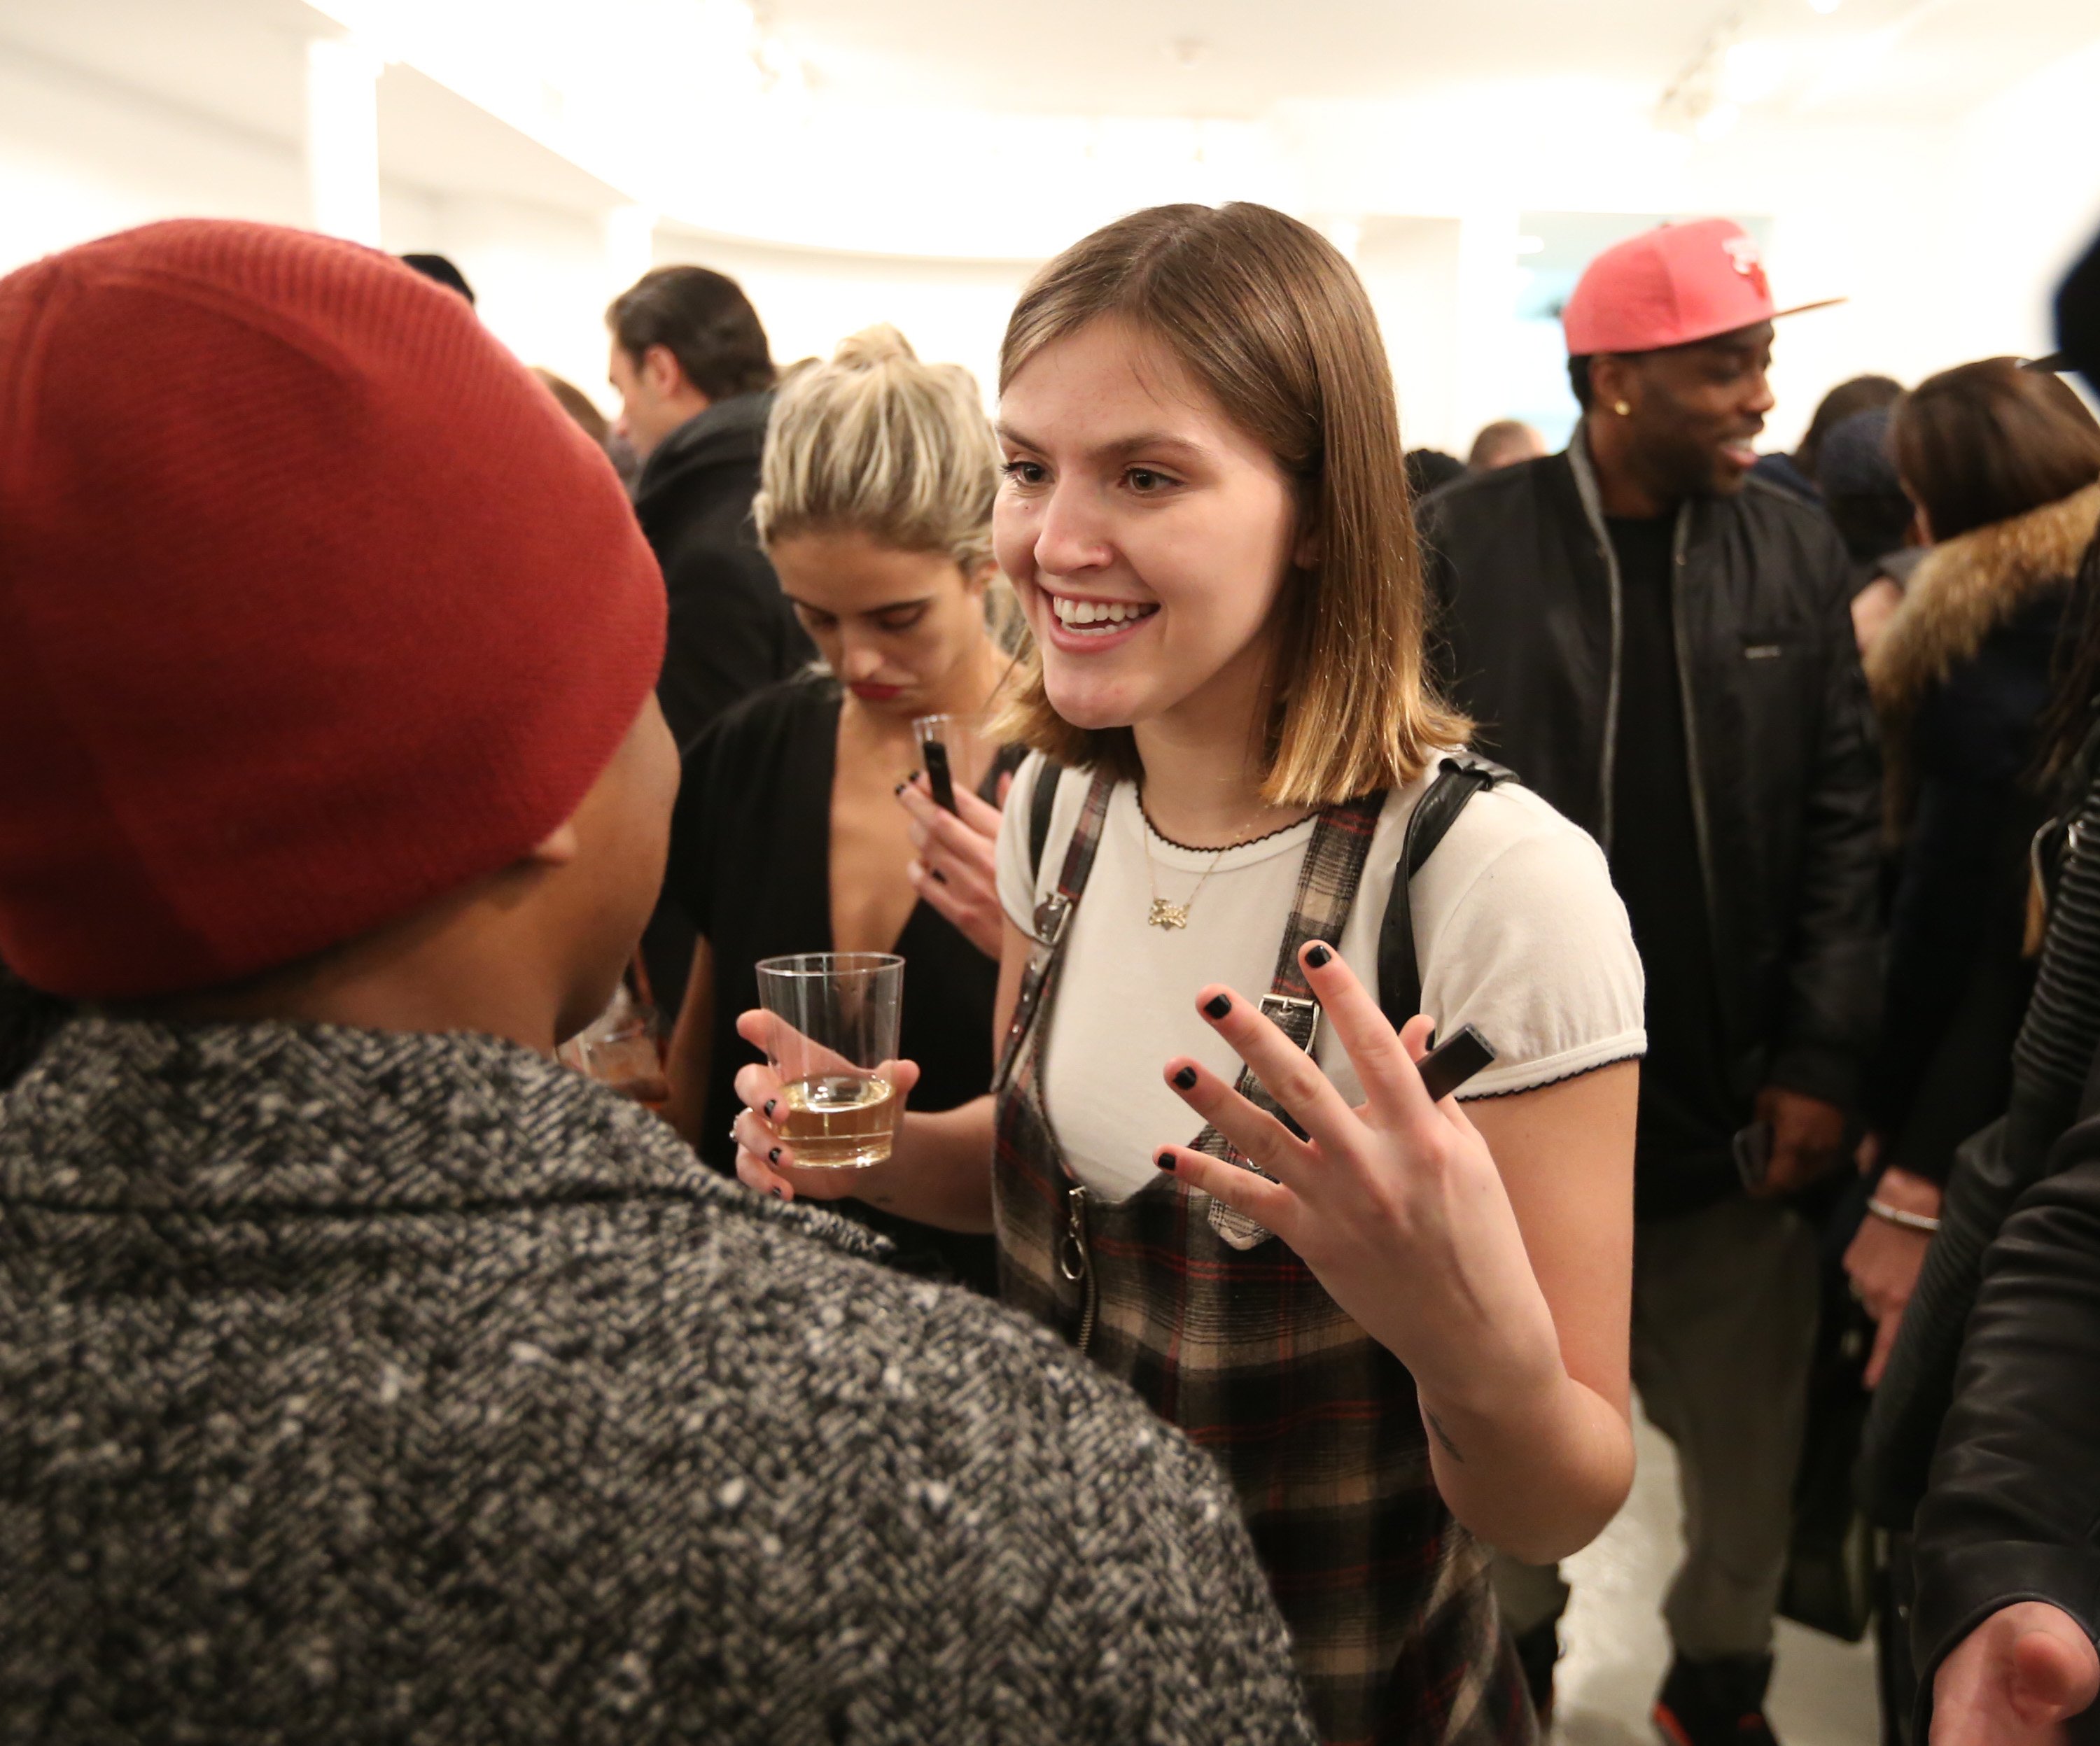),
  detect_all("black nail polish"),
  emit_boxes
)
[1203,994,1232,1020]
[1306,943,1333,969]
[1172,1064,1198,1091]
[892,779,910,796]
[764,1099,776,1120]
[771,1185,785,1199]
[768,1146,782,1165]
[1156,1150,1177,1172]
